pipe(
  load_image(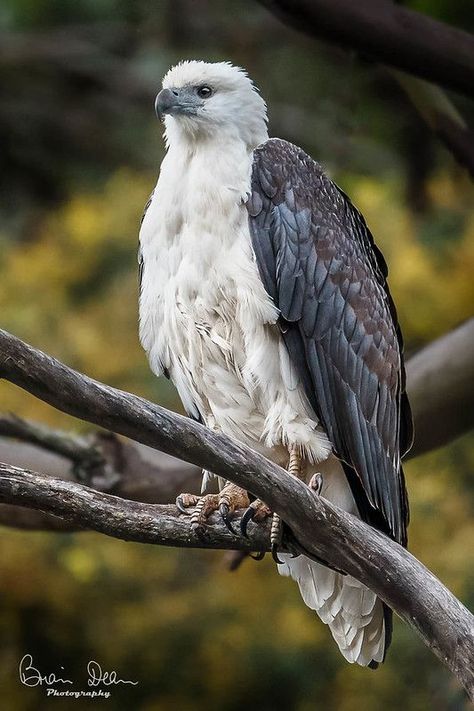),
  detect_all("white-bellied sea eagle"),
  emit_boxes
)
[138,60,413,667]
